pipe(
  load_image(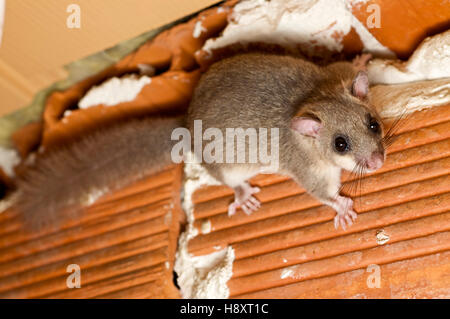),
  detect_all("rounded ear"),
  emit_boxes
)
[351,71,369,99]
[291,116,322,138]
